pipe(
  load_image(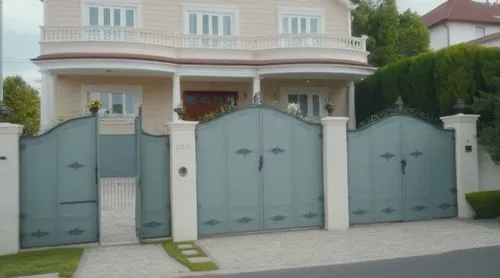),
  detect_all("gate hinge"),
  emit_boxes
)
[318,131,323,139]
[137,178,142,188]
[95,166,98,185]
